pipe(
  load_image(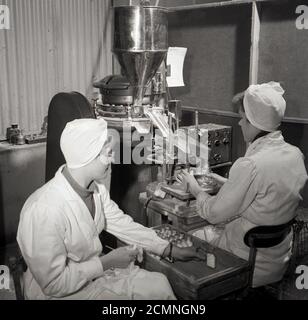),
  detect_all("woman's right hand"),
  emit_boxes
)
[100,246,139,271]
[208,173,228,187]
